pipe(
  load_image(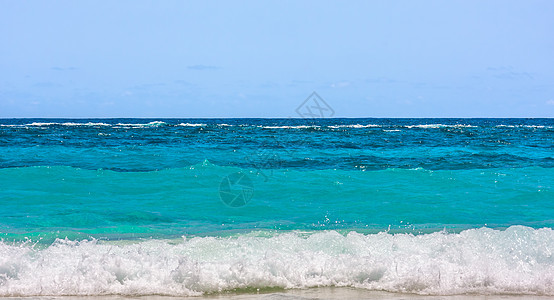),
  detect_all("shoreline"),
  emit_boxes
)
[1,288,553,300]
